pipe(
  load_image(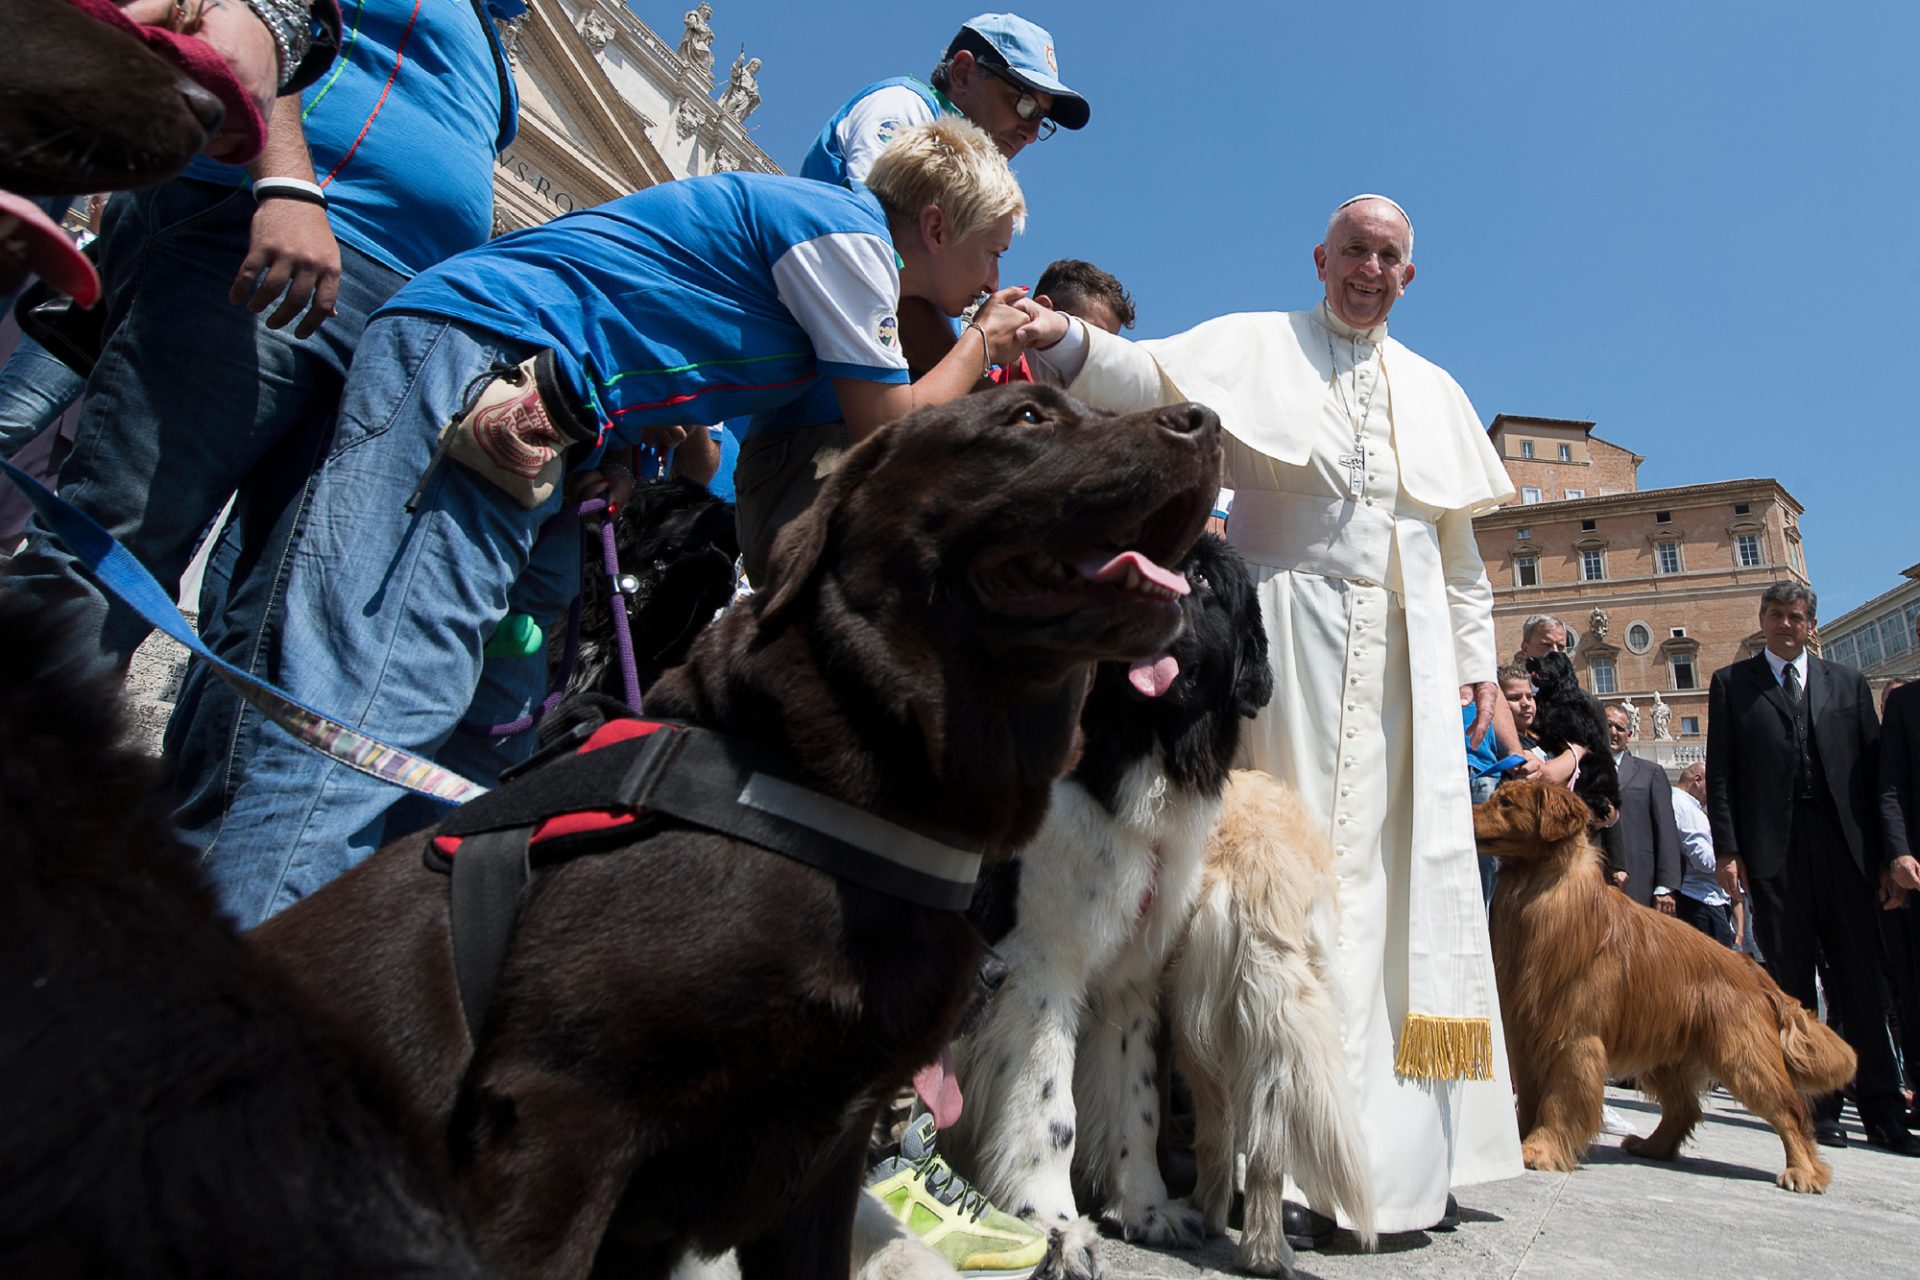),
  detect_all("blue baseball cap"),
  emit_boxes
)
[948,13,1091,130]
